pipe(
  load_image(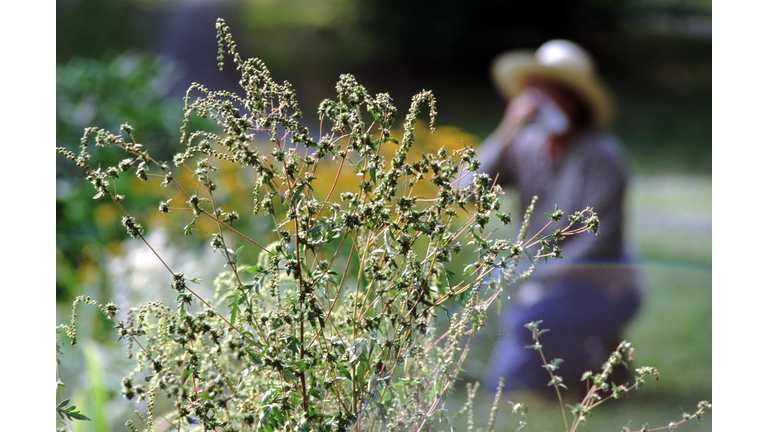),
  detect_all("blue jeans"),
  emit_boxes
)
[484,284,641,393]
